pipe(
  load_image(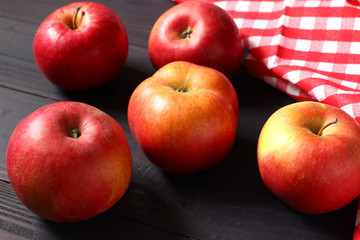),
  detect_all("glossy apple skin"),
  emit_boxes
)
[257,101,360,214]
[6,101,132,222]
[148,1,244,78]
[33,2,128,91]
[128,61,239,174]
